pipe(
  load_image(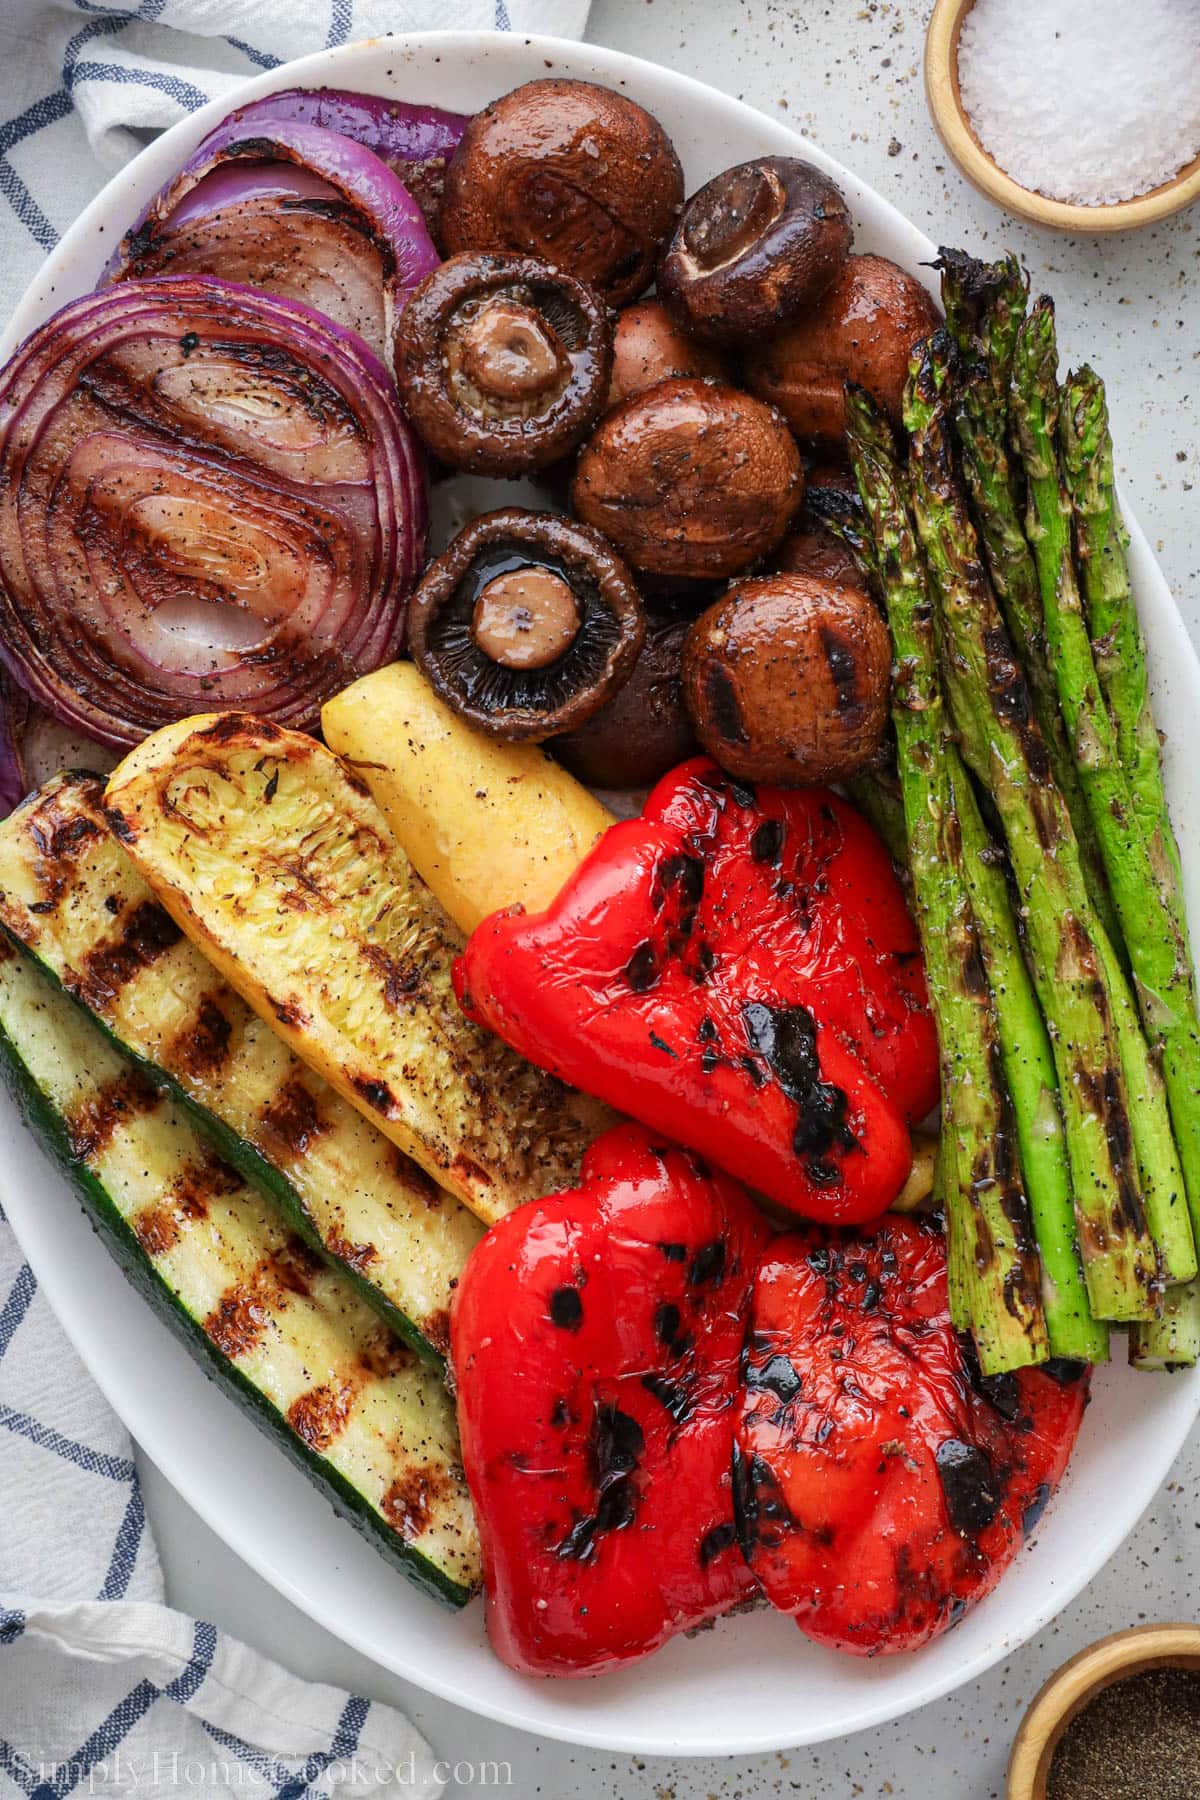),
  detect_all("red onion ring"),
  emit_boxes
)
[0,276,426,748]
[215,88,468,233]
[104,117,439,361]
